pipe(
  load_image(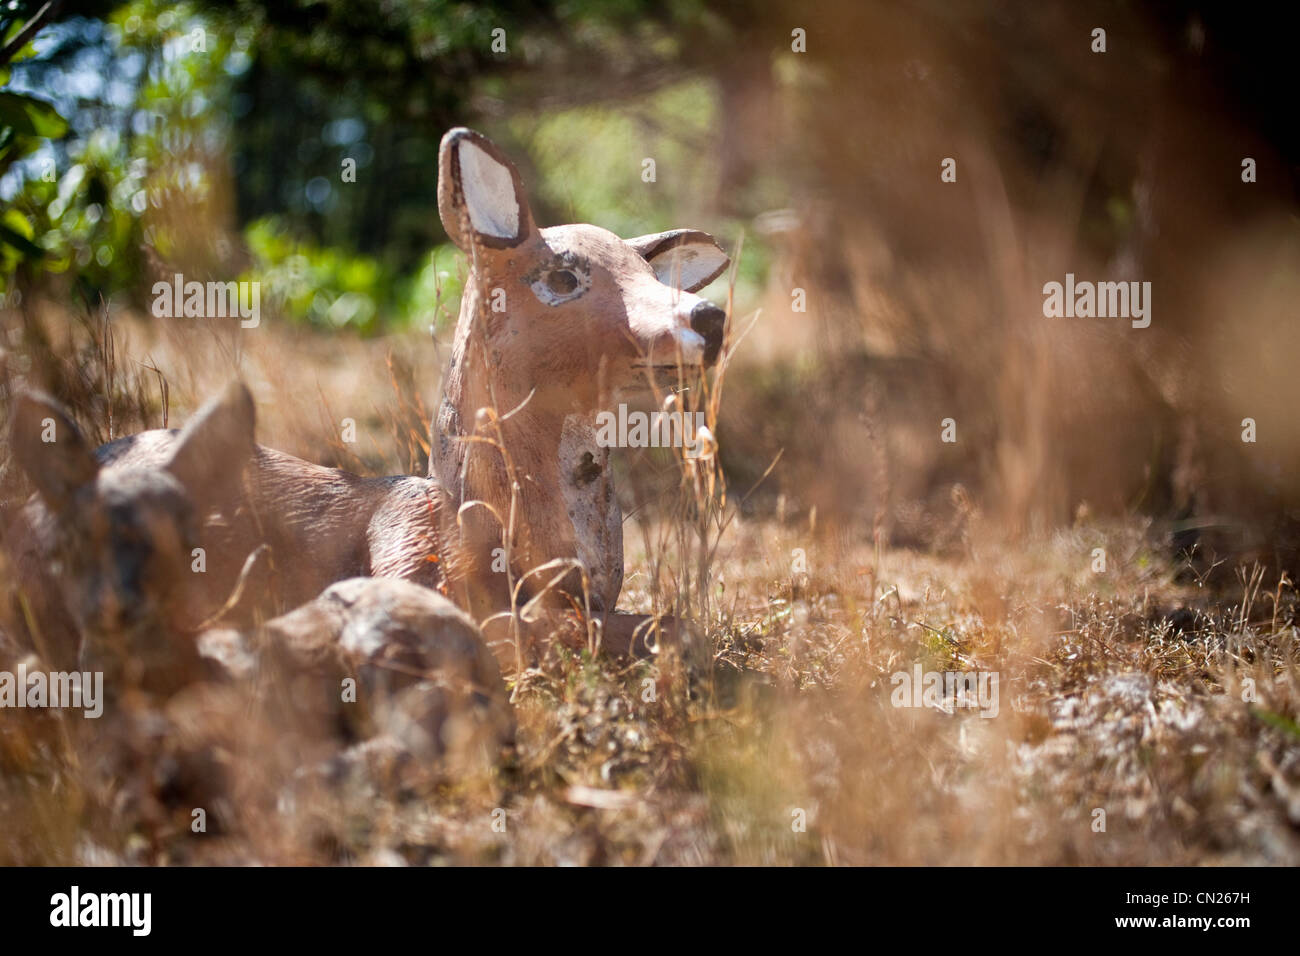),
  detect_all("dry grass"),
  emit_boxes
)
[1,299,1297,866]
